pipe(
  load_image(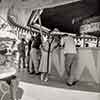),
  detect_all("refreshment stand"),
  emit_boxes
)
[76,16,100,84]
